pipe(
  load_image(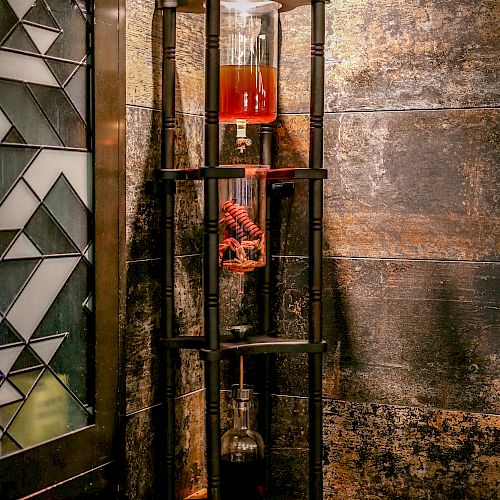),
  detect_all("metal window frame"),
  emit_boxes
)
[0,0,126,496]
